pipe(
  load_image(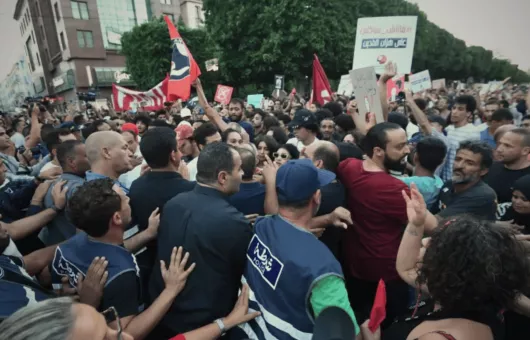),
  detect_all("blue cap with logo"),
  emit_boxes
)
[276,159,336,203]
